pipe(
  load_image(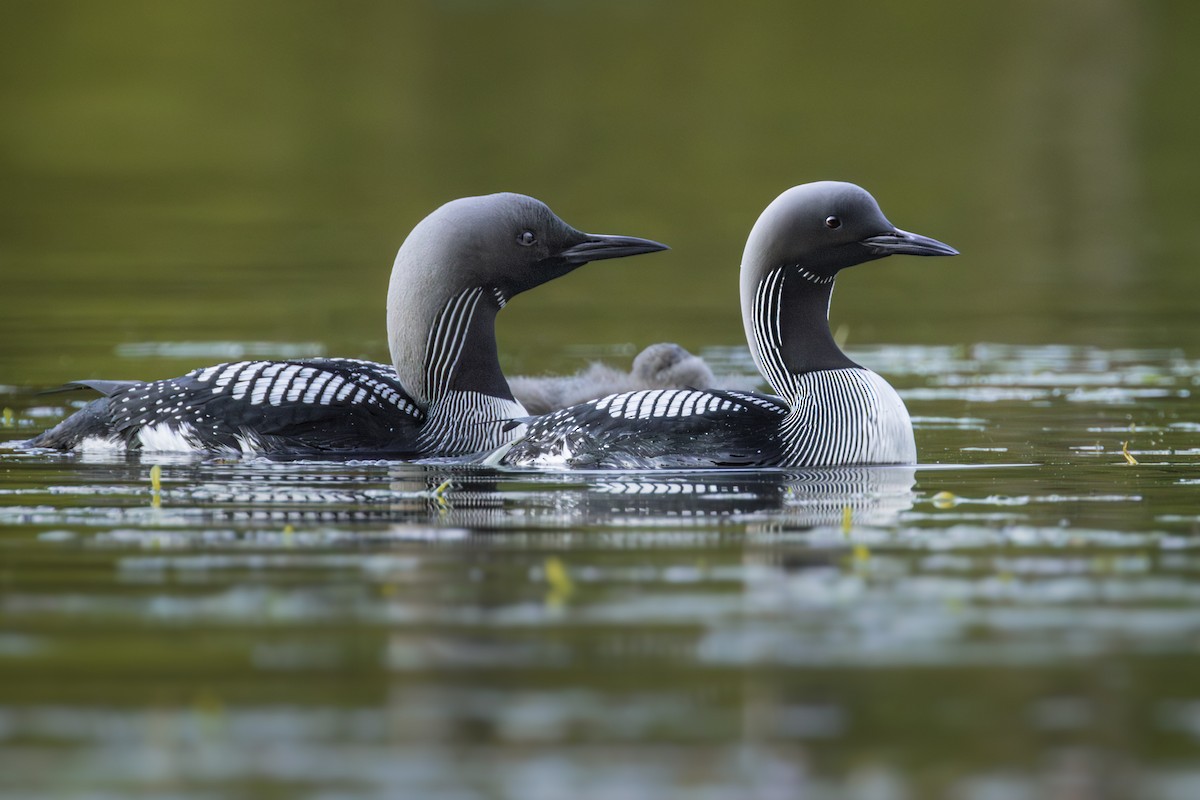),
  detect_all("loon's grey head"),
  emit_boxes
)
[741,181,957,284]
[739,182,957,383]
[393,192,668,301]
[387,192,667,407]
